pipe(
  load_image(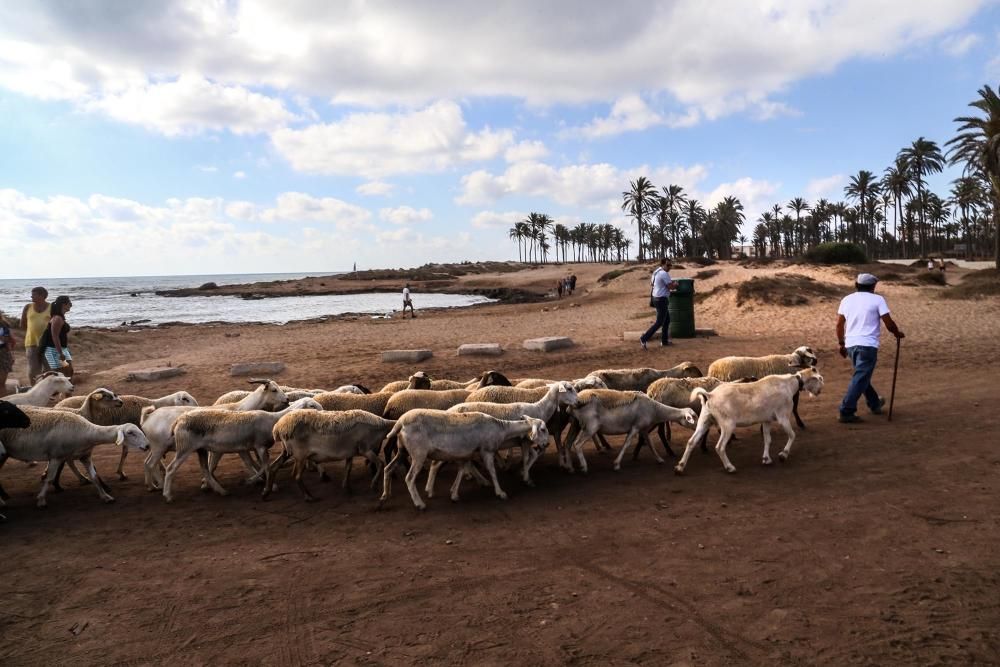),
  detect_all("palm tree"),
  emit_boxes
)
[882,157,912,257]
[508,224,522,262]
[711,196,744,258]
[622,177,658,260]
[684,199,706,257]
[845,171,878,249]
[947,85,1000,268]
[661,184,688,255]
[899,137,945,257]
[951,176,986,259]
[753,222,769,257]
[786,197,811,254]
